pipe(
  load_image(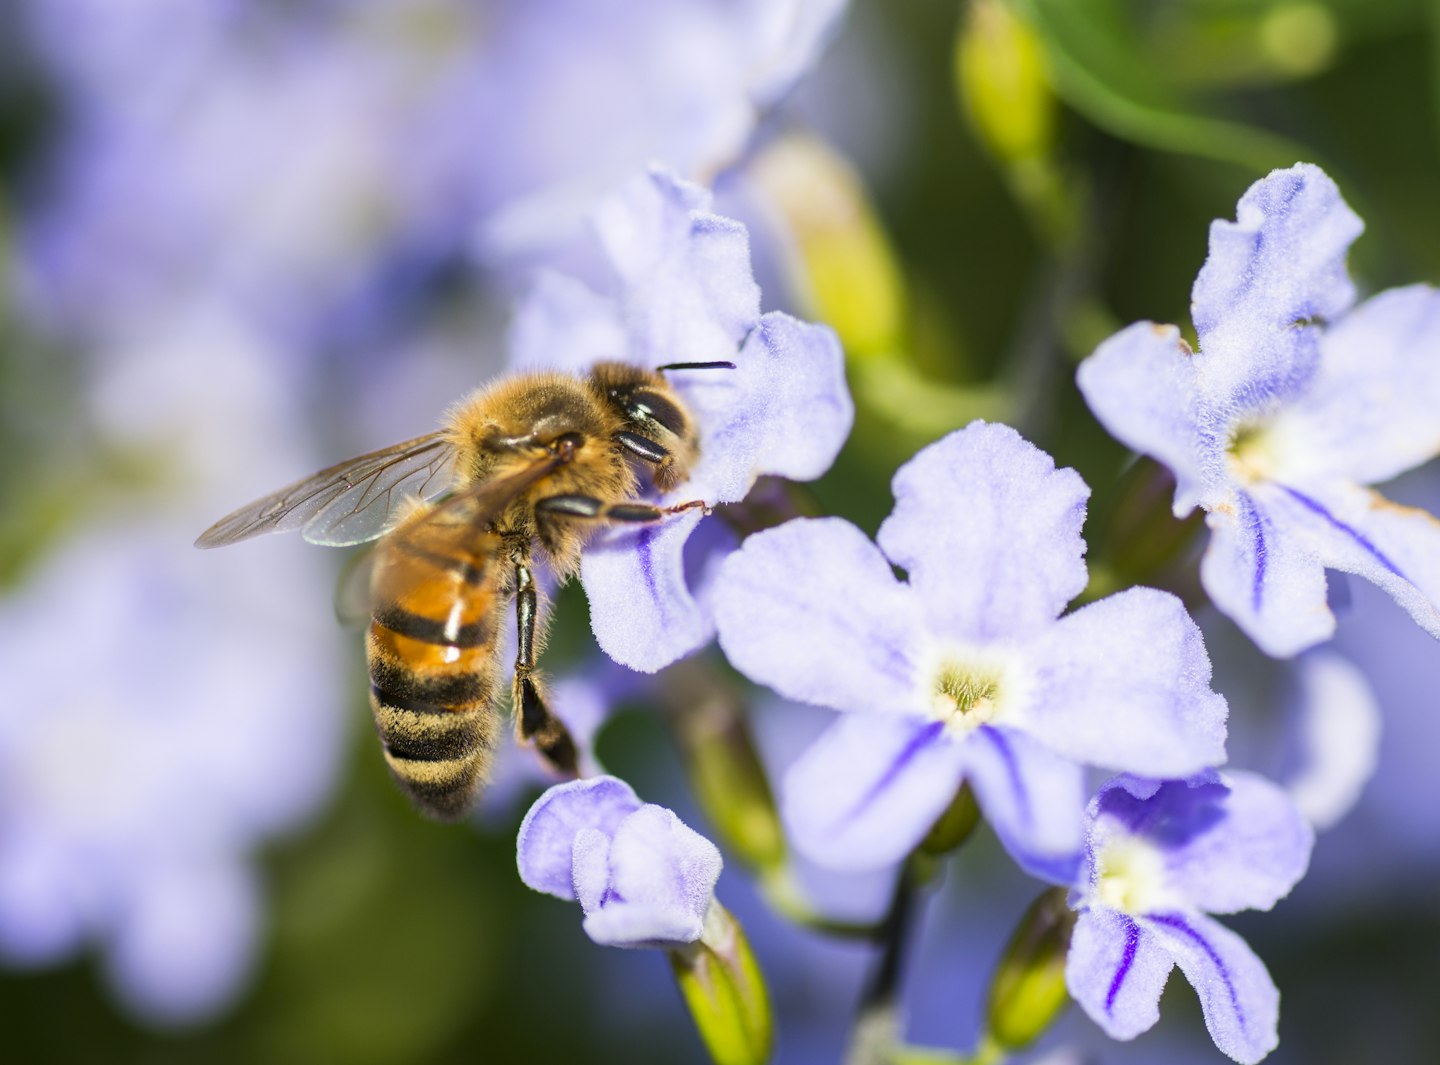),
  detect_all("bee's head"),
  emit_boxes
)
[588,361,704,492]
